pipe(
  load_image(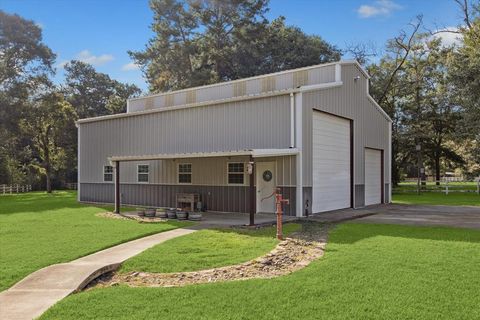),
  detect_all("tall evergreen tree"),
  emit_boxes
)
[131,0,340,93]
